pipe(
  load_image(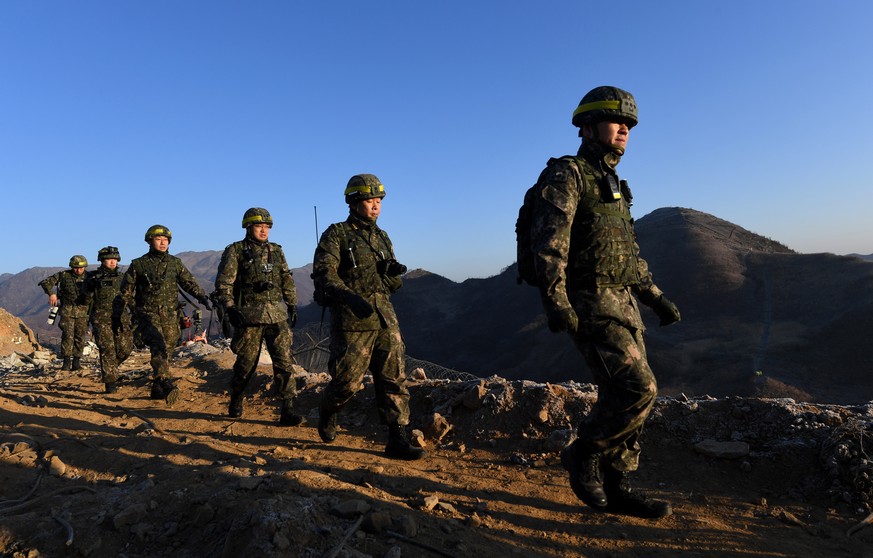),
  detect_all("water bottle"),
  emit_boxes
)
[47,307,59,325]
